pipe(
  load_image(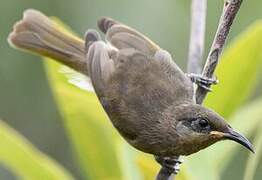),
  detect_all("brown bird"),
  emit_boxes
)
[8,9,254,169]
